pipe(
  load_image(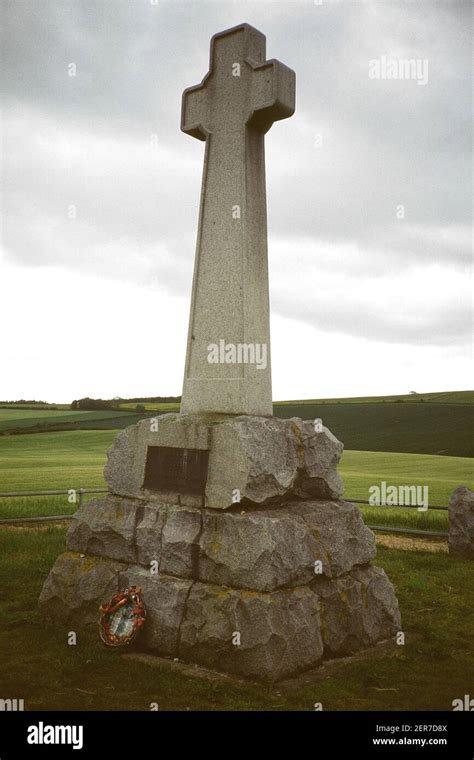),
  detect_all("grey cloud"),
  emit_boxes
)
[273,289,471,347]
[1,0,471,346]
